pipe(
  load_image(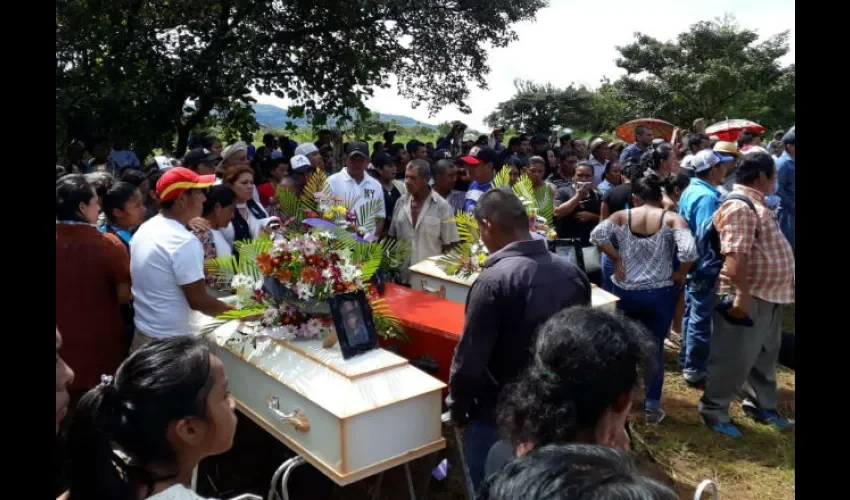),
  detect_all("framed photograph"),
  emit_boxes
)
[548,238,585,273]
[328,290,379,360]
